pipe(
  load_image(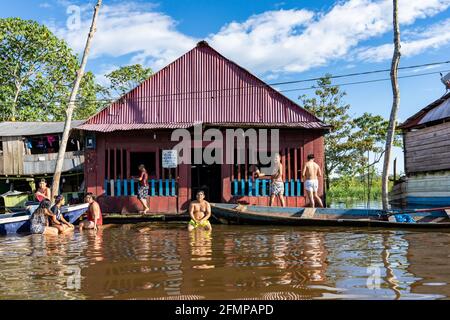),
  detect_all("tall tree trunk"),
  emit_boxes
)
[382,0,401,210]
[51,0,102,198]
